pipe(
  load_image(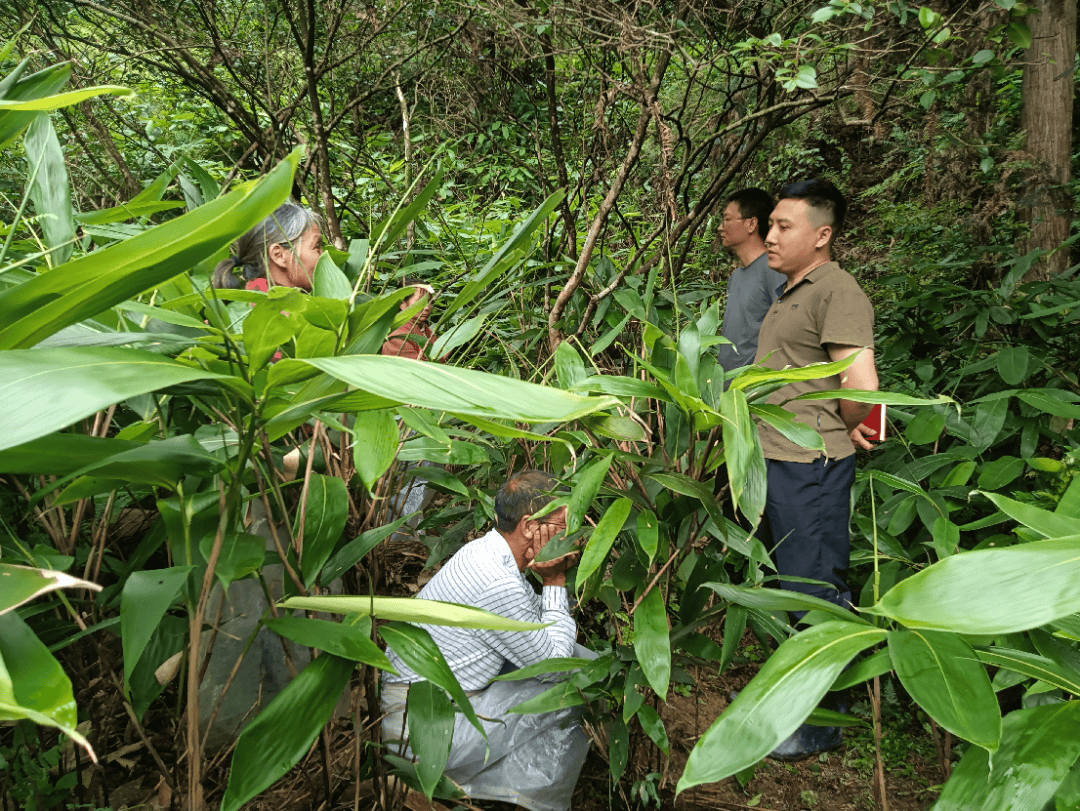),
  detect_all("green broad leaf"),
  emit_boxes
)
[633,586,671,699]
[805,708,869,728]
[399,437,489,466]
[863,470,936,503]
[52,434,227,505]
[312,253,352,300]
[296,473,349,588]
[0,147,299,350]
[721,387,750,510]
[636,704,670,755]
[0,61,71,152]
[115,300,207,329]
[749,403,826,454]
[972,397,1009,449]
[491,657,597,681]
[507,680,586,715]
[408,680,455,799]
[220,653,354,811]
[429,314,486,359]
[637,509,659,565]
[794,63,818,89]
[582,413,646,442]
[352,408,399,494]
[930,516,960,559]
[243,289,305,370]
[905,409,946,444]
[263,616,393,671]
[202,531,264,589]
[1056,760,1080,811]
[974,647,1080,696]
[1004,21,1032,49]
[608,718,629,781]
[789,389,954,408]
[576,498,632,591]
[397,407,450,443]
[76,200,184,225]
[997,346,1030,385]
[888,630,1000,751]
[575,375,668,401]
[977,457,1025,491]
[704,584,869,625]
[1018,391,1080,420]
[866,537,1080,635]
[442,190,564,318]
[830,648,893,690]
[25,114,76,265]
[645,471,736,551]
[932,702,1080,811]
[0,611,91,758]
[279,595,547,631]
[319,516,412,584]
[723,389,768,521]
[678,621,885,792]
[979,492,1080,538]
[379,622,484,737]
[120,567,192,688]
[0,563,99,614]
[733,355,858,392]
[720,604,748,673]
[554,340,587,389]
[305,356,618,424]
[0,348,235,452]
[181,157,220,204]
[567,454,613,534]
[0,85,132,111]
[1057,476,1080,519]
